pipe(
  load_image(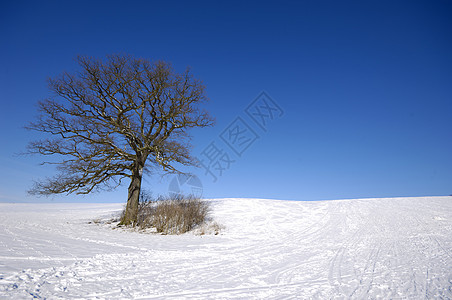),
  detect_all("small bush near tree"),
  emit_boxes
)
[121,193,211,235]
[137,190,155,226]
